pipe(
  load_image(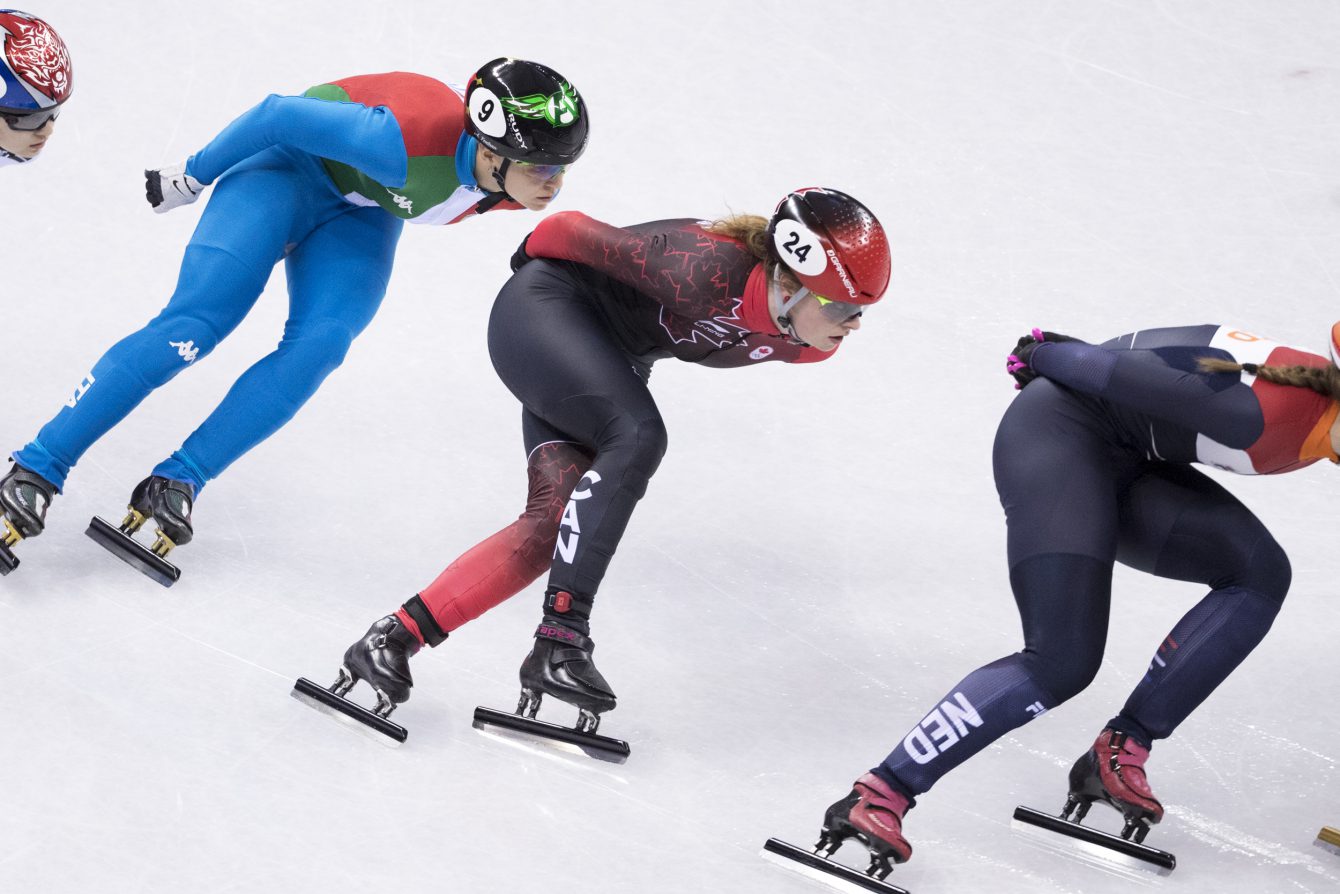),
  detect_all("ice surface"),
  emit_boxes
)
[2,1,1338,892]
